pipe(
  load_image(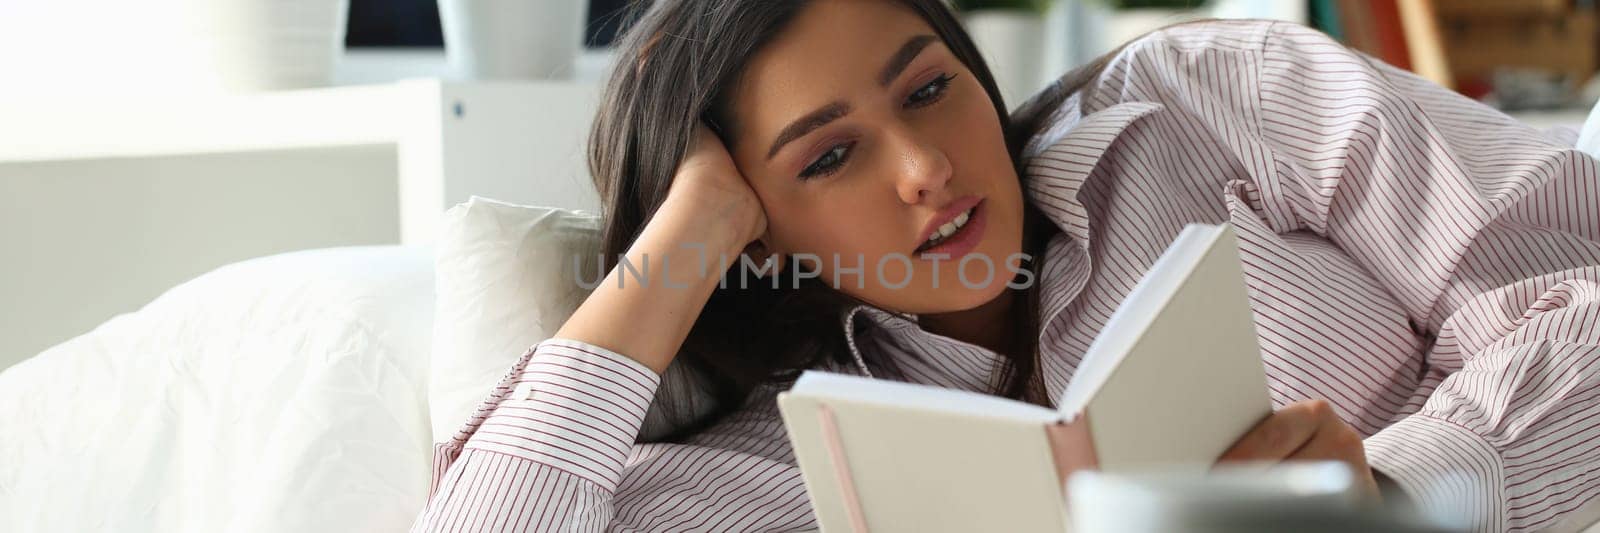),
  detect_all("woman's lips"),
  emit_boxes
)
[917,195,983,248]
[914,198,986,259]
